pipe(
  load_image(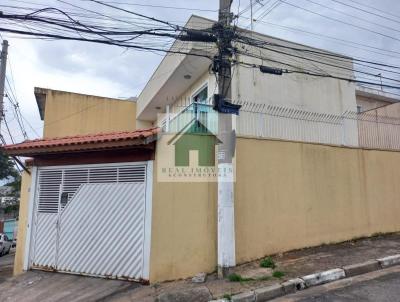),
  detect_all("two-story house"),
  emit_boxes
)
[5,15,400,284]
